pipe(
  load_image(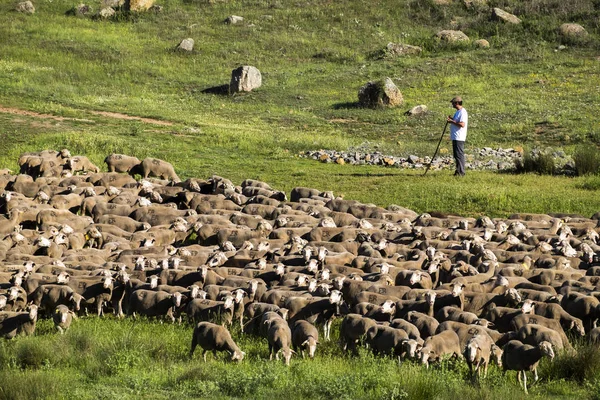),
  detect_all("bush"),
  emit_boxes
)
[515,148,556,175]
[573,145,600,175]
